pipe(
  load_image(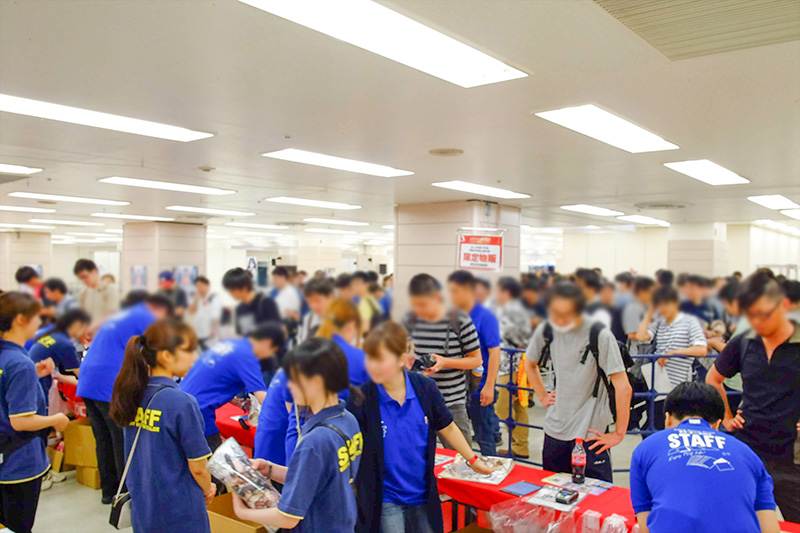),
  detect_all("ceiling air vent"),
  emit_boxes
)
[634,202,688,210]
